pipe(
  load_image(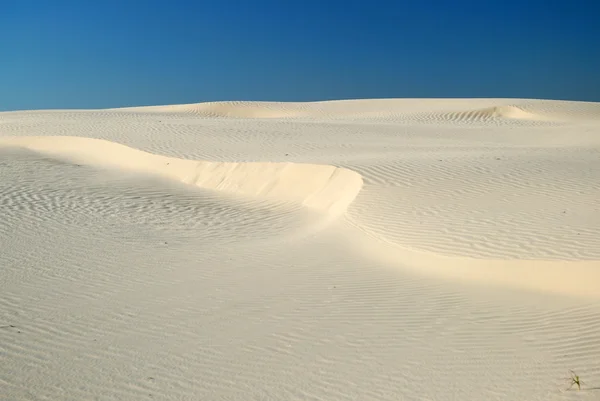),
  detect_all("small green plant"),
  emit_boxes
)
[566,370,583,391]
